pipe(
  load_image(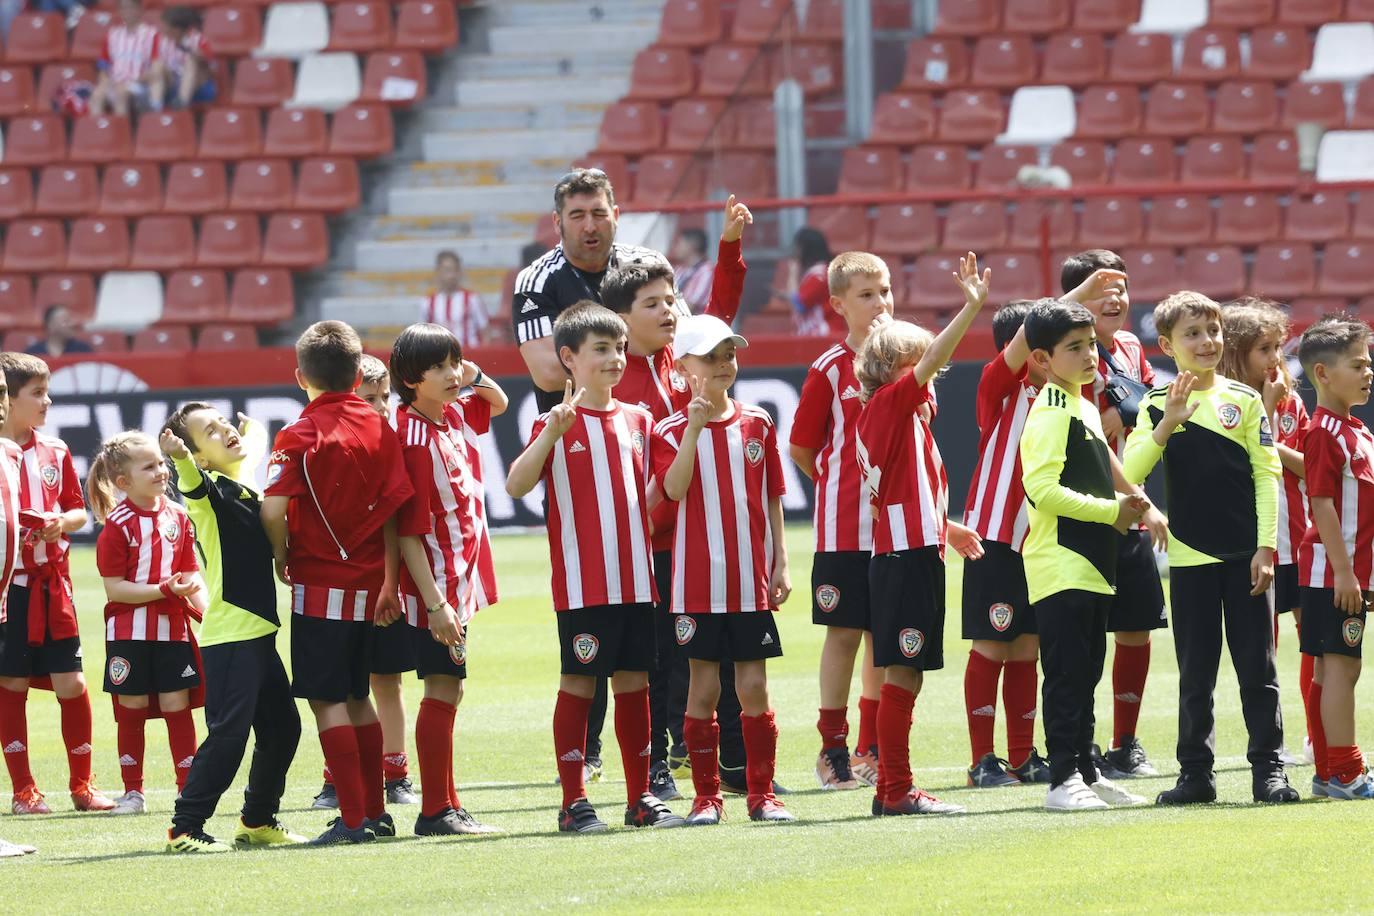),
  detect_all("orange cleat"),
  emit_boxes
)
[11,785,51,815]
[72,780,117,812]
